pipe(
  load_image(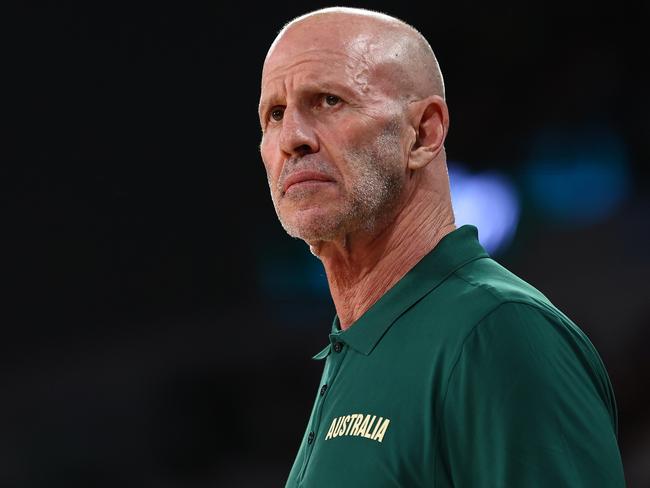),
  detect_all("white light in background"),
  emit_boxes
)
[448,163,520,255]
